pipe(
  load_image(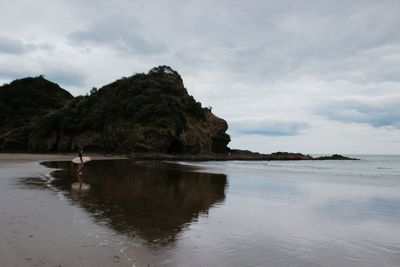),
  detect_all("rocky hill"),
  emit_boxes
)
[0,76,74,150]
[0,66,230,154]
[0,66,357,161]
